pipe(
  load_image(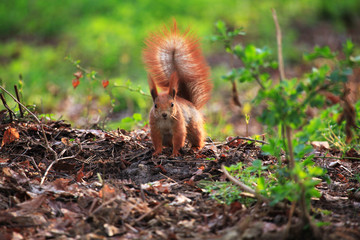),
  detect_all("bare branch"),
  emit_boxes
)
[272,9,286,81]
[221,165,269,203]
